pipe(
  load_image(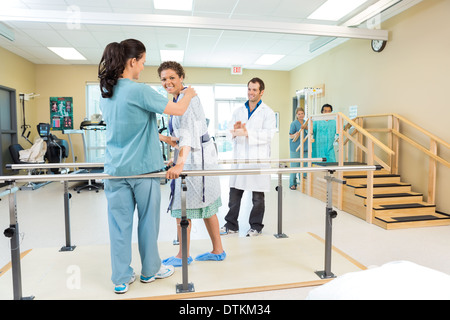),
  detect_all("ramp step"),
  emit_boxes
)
[374,203,435,210]
[356,192,422,199]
